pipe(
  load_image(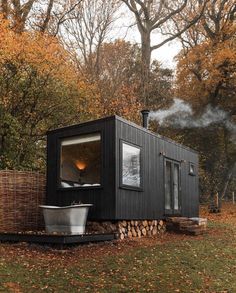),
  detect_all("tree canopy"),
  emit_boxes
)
[0,16,80,169]
[0,0,235,200]
[174,0,236,199]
